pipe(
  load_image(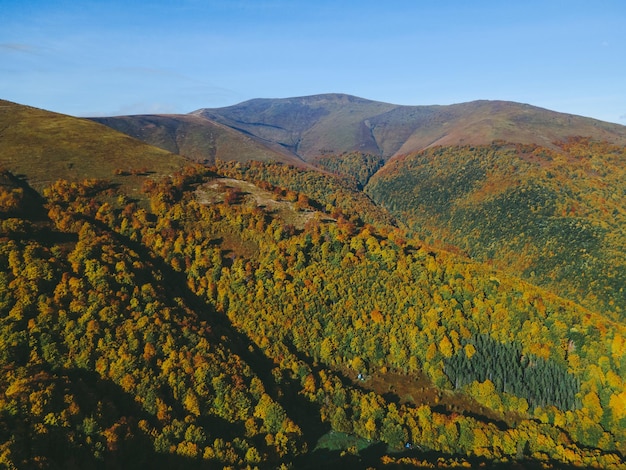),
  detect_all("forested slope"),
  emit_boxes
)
[366,138,626,319]
[2,161,625,468]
